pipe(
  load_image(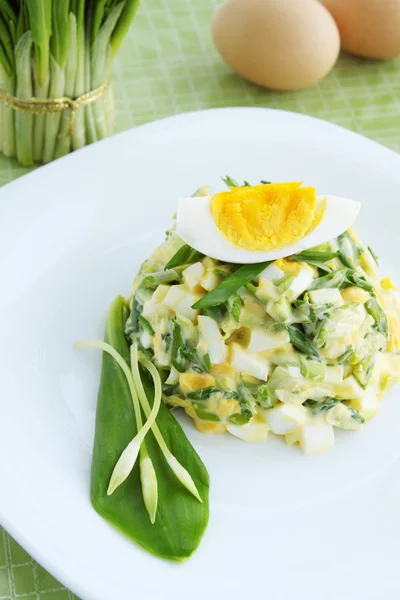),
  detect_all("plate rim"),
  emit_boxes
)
[1,106,400,600]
